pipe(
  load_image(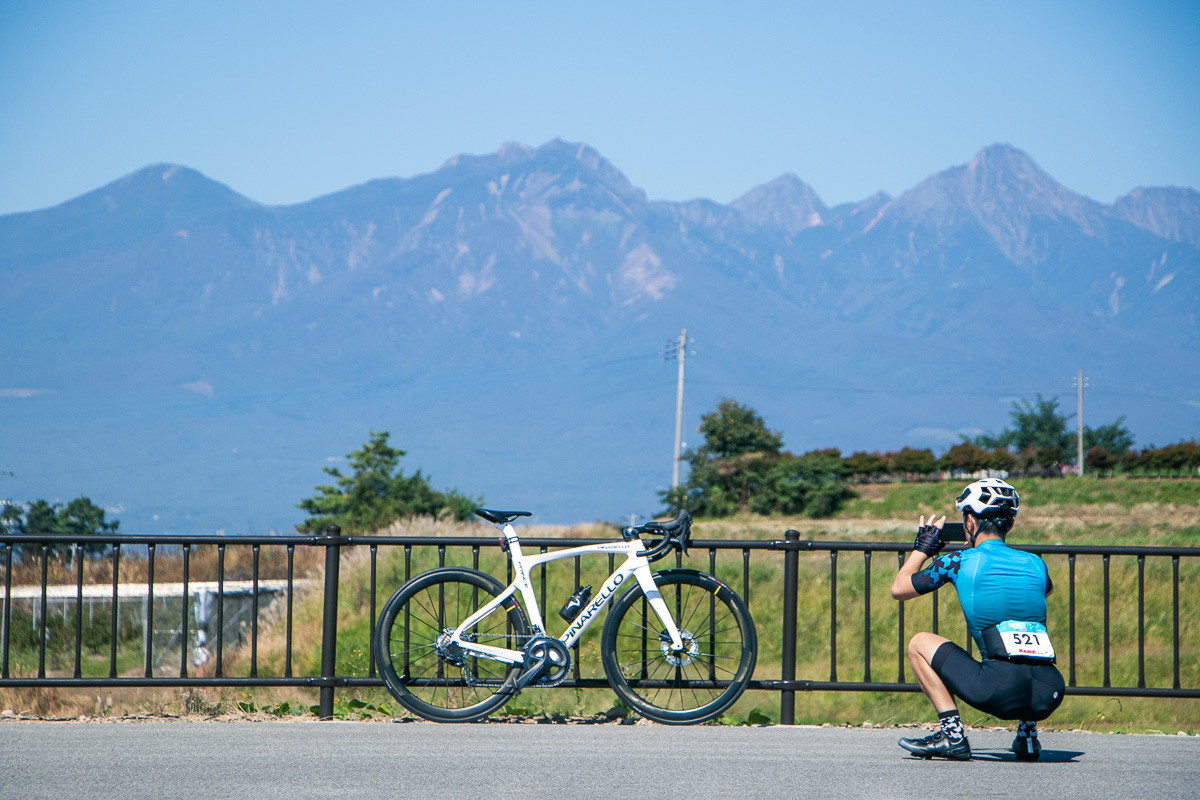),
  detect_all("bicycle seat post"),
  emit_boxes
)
[475,508,532,557]
[500,521,525,560]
